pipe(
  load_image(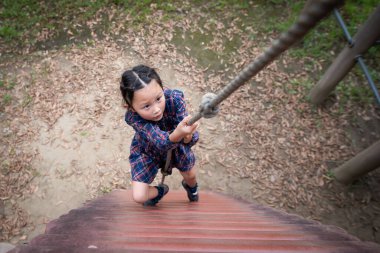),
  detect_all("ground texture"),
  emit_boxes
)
[1,3,380,247]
